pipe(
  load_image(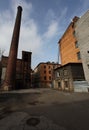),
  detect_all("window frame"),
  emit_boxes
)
[77,52,81,60]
